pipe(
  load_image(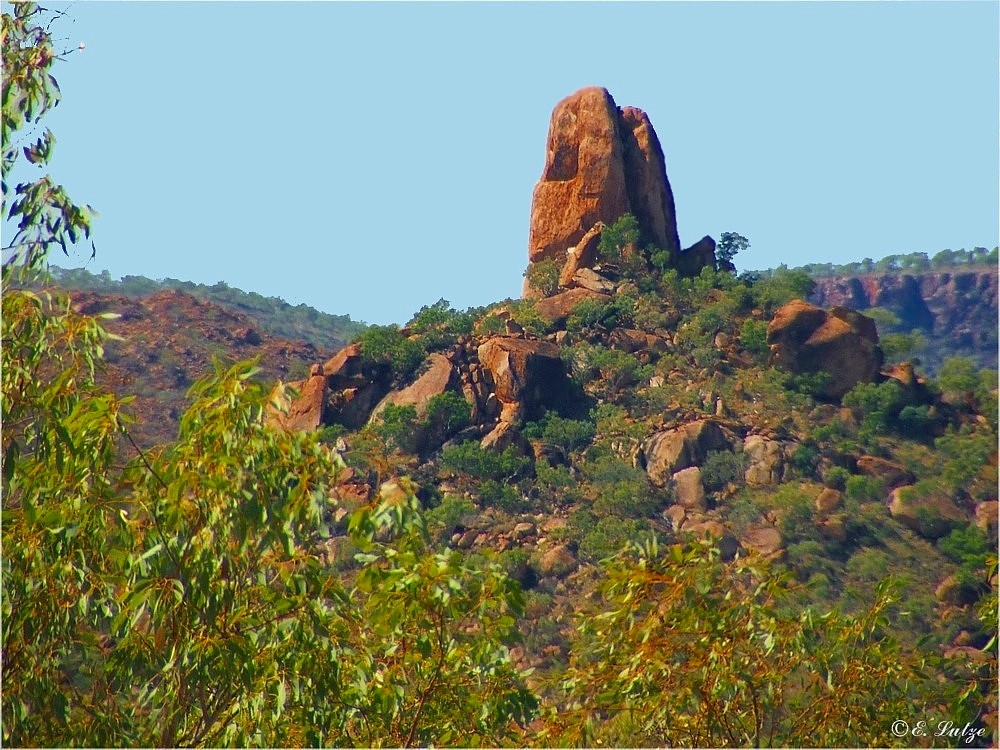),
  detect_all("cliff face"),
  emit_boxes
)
[809,268,998,372]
